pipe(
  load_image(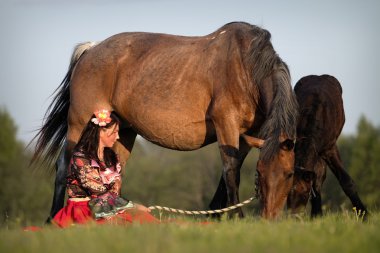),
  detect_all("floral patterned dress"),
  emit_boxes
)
[53,151,158,227]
